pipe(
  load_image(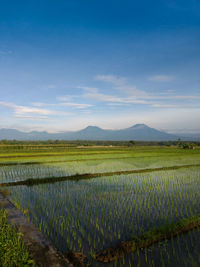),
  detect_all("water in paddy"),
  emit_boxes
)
[1,153,200,183]
[104,229,200,267]
[6,168,200,266]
